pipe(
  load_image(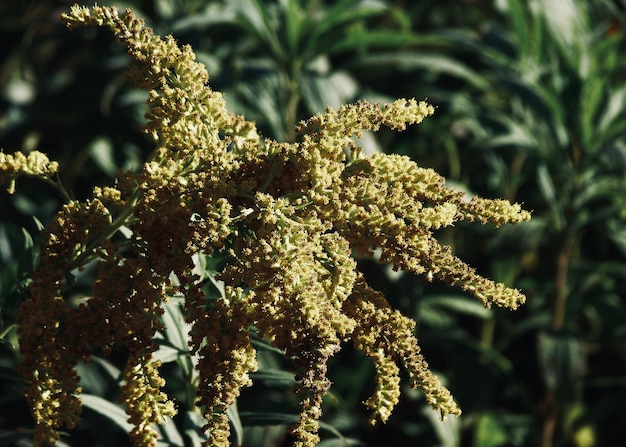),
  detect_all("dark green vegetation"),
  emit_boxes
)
[1,1,626,446]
